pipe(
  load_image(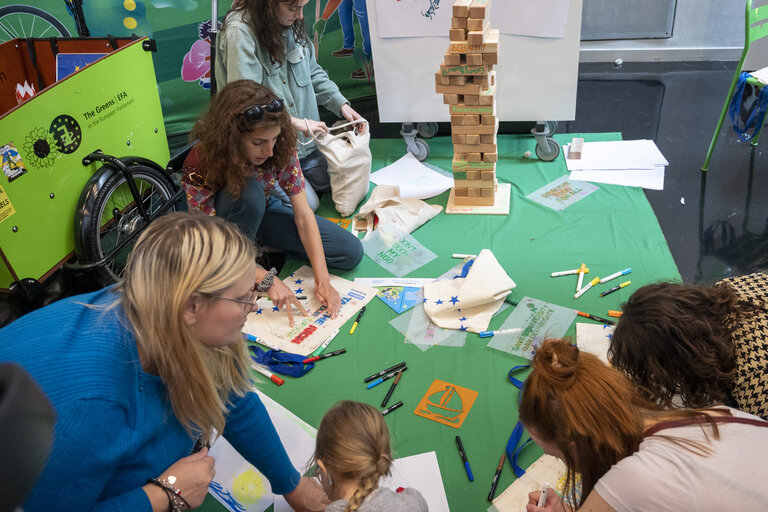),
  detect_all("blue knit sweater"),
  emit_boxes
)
[0,288,300,511]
